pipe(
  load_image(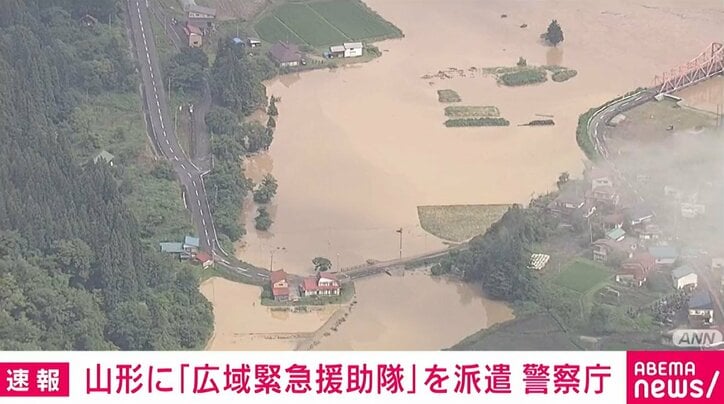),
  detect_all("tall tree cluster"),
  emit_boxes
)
[0,0,212,350]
